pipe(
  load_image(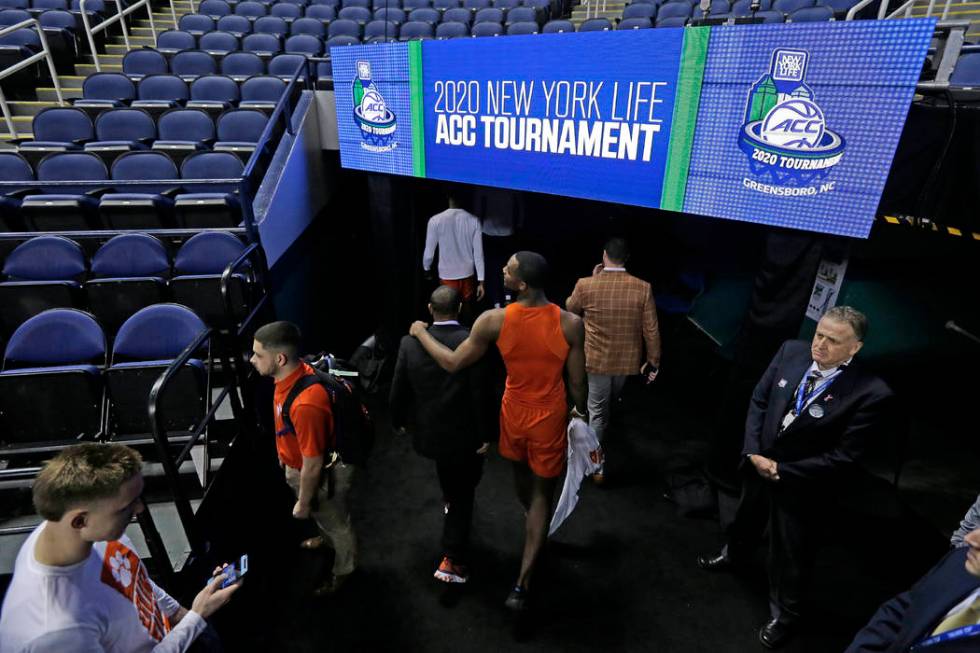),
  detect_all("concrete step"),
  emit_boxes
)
[37,86,83,101]
[5,101,55,117]
[108,35,156,46]
[0,115,35,137]
[76,62,123,75]
[80,53,124,66]
[572,9,624,20]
